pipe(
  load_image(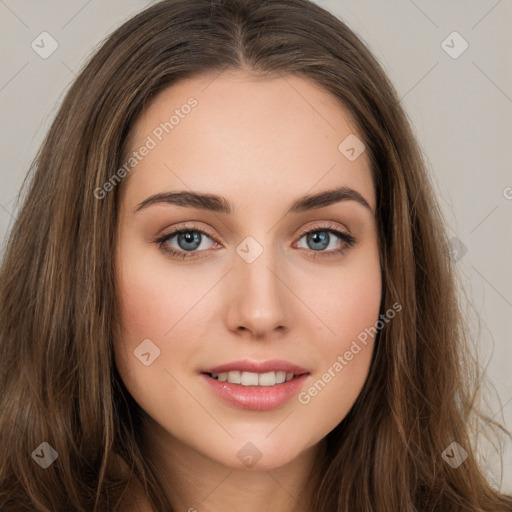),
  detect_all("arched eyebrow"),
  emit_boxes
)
[134,186,373,215]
